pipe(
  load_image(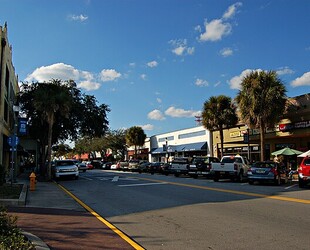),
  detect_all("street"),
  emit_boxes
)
[59,169,310,250]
